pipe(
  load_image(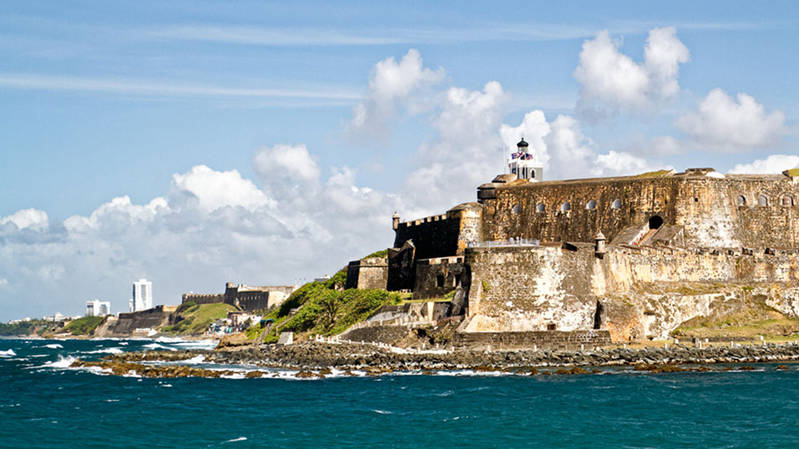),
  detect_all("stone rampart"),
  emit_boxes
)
[478,172,799,249]
[453,329,611,351]
[181,293,224,305]
[413,256,465,299]
[345,257,388,290]
[464,244,799,340]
